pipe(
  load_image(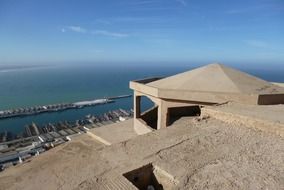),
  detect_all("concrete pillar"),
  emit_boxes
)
[134,93,141,118]
[157,101,168,129]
